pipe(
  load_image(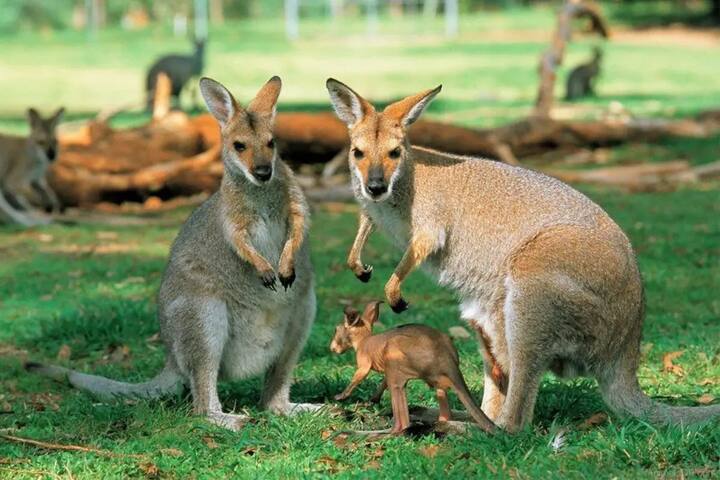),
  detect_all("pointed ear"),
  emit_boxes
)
[27,108,41,129]
[343,306,361,326]
[247,76,282,119]
[326,78,374,127]
[383,85,442,127]
[199,77,240,127]
[50,107,65,128]
[361,301,382,327]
